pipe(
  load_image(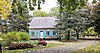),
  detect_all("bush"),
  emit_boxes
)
[60,35,67,42]
[1,32,30,46]
[0,33,5,37]
[2,32,21,42]
[19,32,30,41]
[1,32,21,46]
[38,41,47,46]
[17,41,35,45]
